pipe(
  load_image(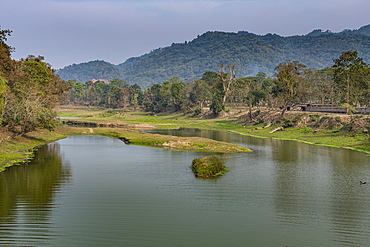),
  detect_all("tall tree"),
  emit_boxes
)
[171,81,185,111]
[273,60,306,116]
[332,50,369,109]
[0,26,12,55]
[217,64,236,106]
[3,57,69,135]
[129,83,144,108]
